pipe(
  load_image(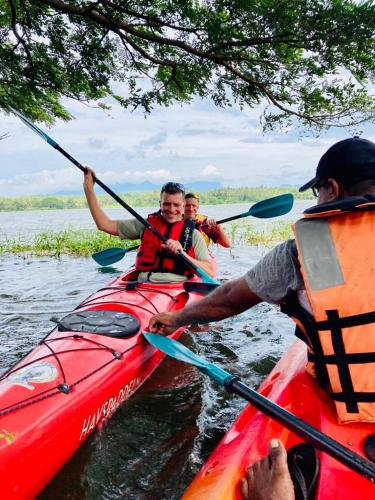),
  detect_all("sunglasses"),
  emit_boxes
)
[311,180,330,197]
[161,182,186,193]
